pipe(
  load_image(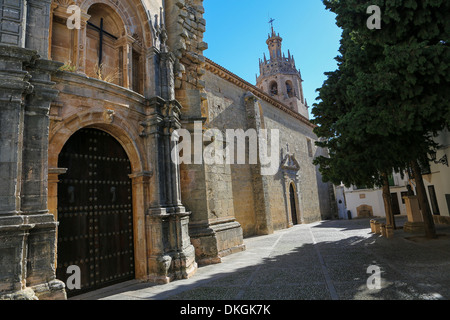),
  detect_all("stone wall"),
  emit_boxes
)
[166,0,208,118]
[203,59,326,235]
[0,0,201,299]
[165,0,246,265]
[0,0,68,300]
[259,98,322,225]
[0,0,27,47]
[0,45,66,300]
